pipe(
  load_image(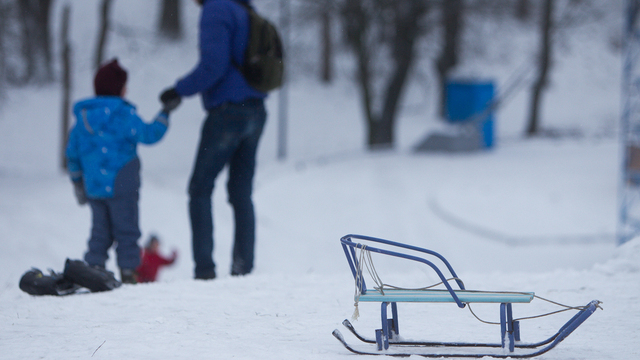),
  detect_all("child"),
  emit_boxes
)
[66,59,180,284]
[136,235,178,283]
